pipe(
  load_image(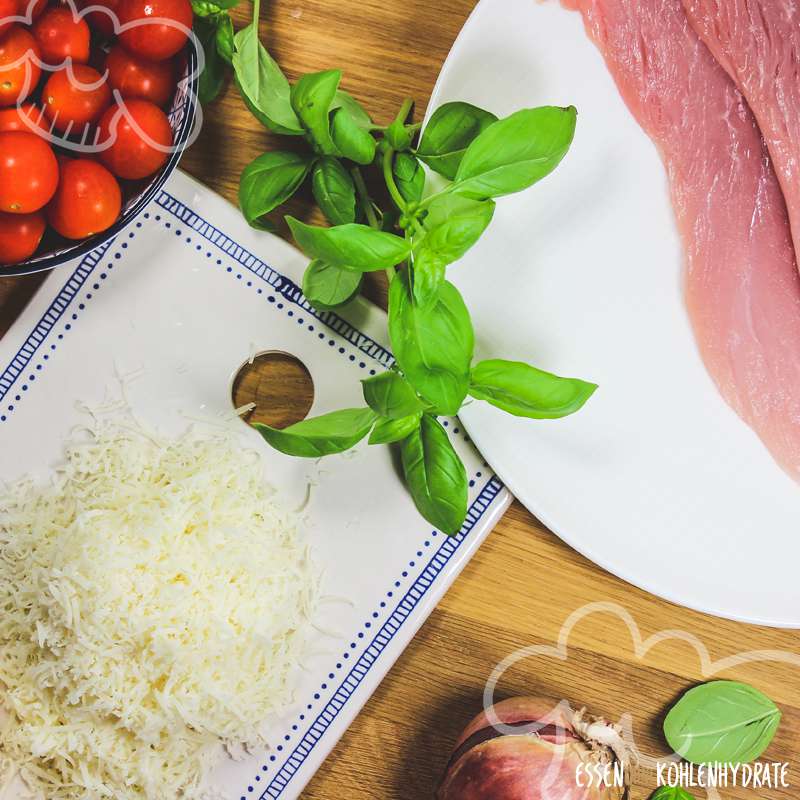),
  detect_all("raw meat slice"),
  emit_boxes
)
[562,0,800,480]
[681,0,800,267]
